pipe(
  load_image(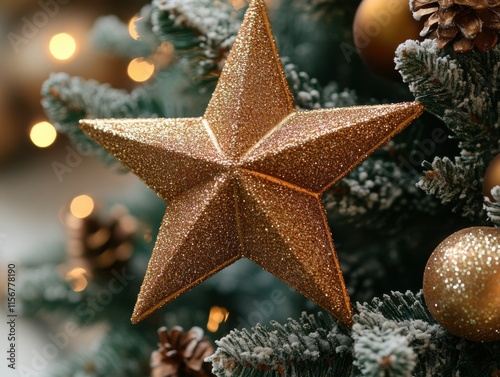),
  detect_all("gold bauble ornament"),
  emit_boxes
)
[353,0,423,80]
[423,226,500,342]
[81,0,424,326]
[483,153,500,201]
